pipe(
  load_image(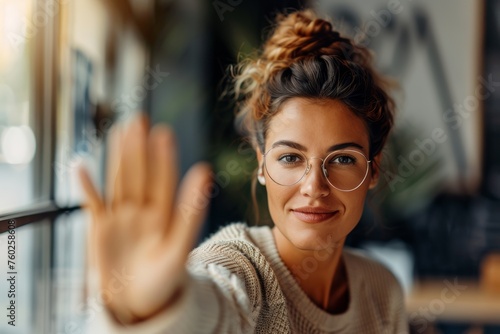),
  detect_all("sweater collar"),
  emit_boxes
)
[248,225,363,332]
